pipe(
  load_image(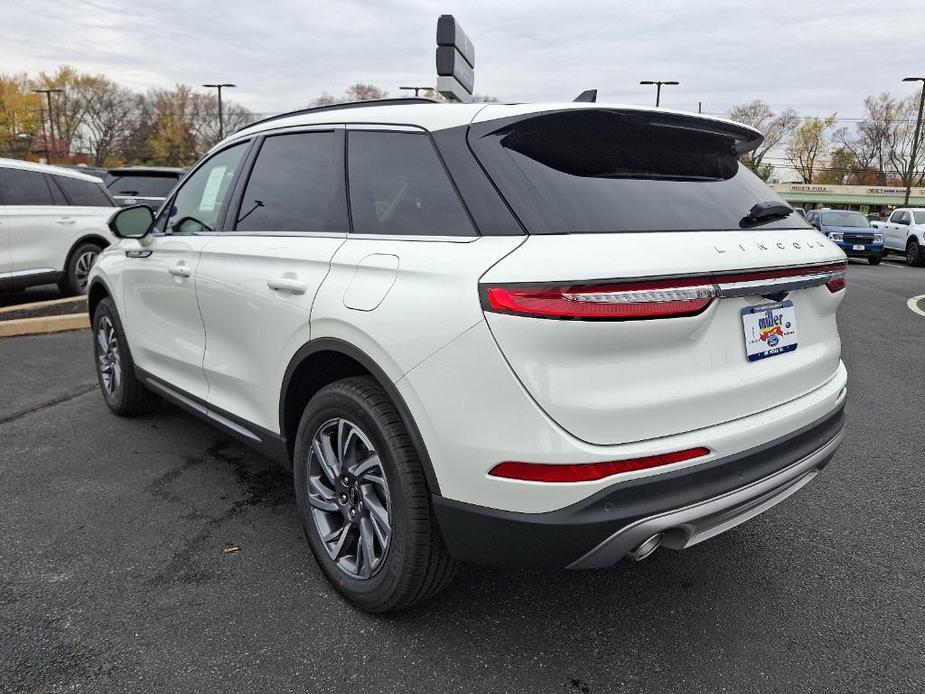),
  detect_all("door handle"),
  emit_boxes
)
[267,277,308,294]
[169,264,191,278]
[56,218,76,225]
